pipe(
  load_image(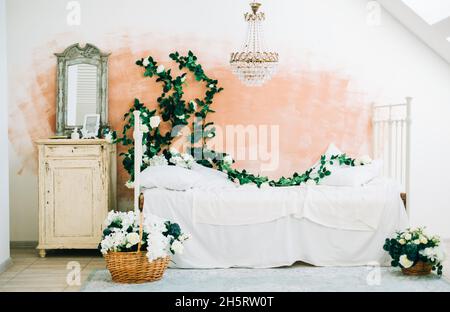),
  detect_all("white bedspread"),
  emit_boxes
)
[143,178,409,268]
[193,181,393,231]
